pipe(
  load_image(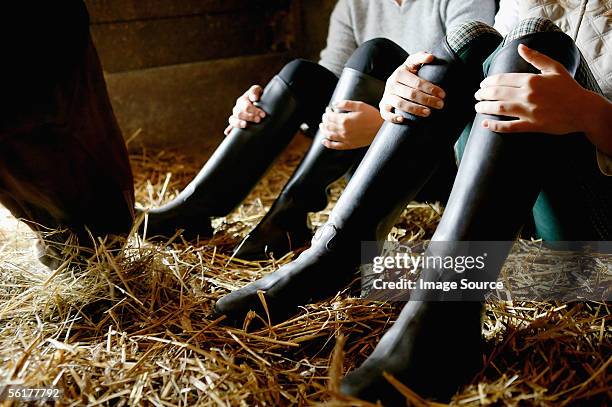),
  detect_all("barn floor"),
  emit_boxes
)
[0,139,610,406]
